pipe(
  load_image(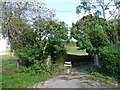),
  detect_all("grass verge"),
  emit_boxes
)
[2,71,51,88]
[2,55,17,67]
[1,55,51,88]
